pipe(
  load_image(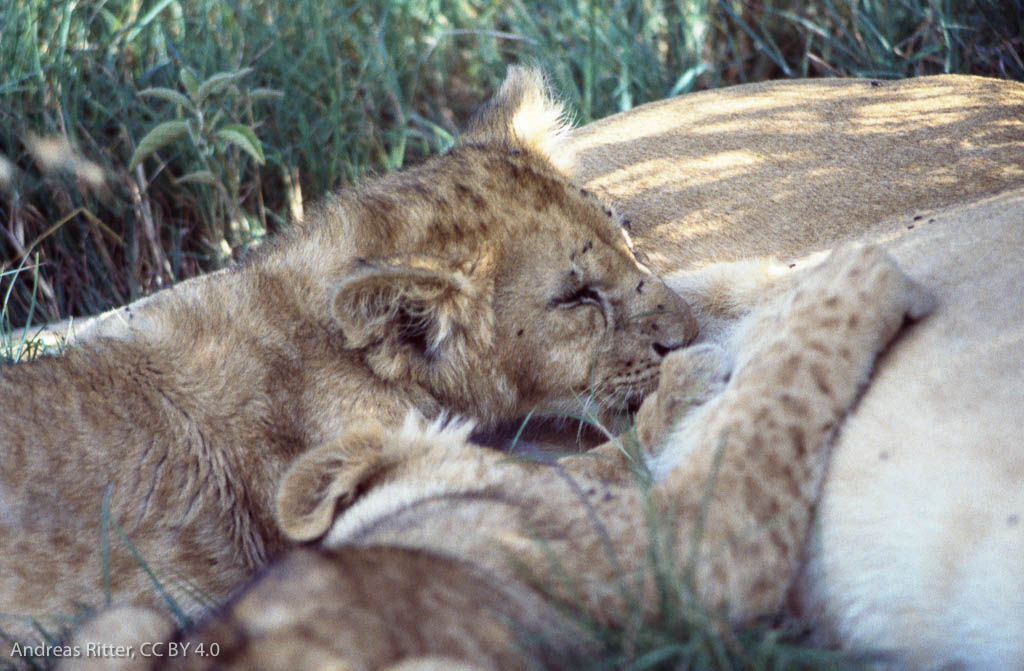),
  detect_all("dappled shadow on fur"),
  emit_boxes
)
[566,76,1024,271]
